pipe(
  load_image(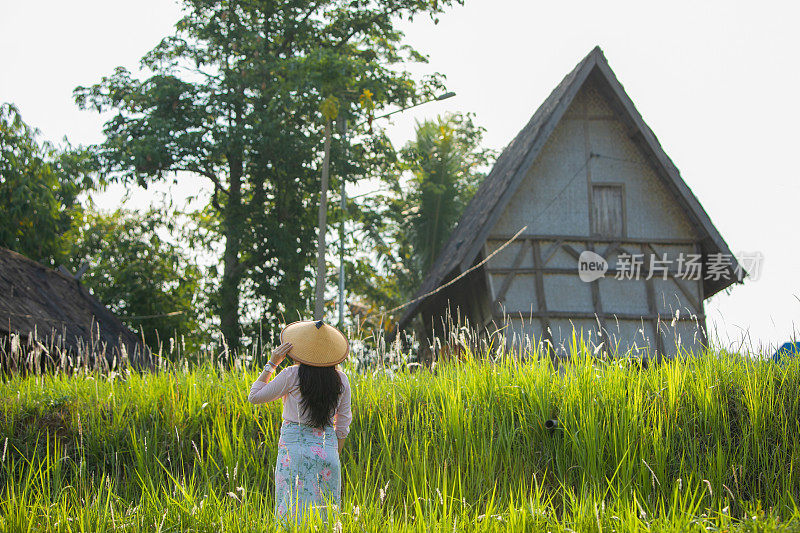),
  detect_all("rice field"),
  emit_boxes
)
[1,343,800,532]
